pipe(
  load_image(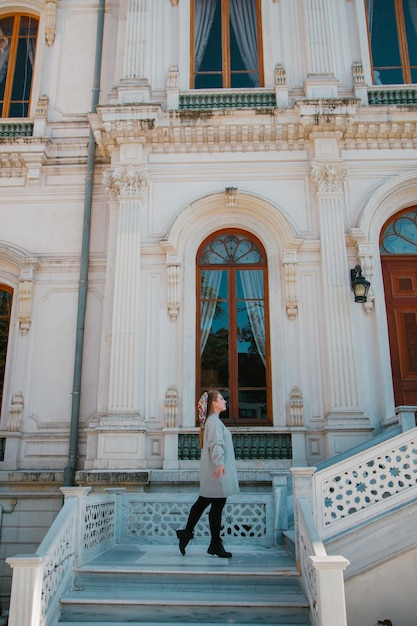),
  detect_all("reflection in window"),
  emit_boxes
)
[0,287,12,410]
[366,0,417,85]
[191,0,263,89]
[380,208,417,253]
[197,231,271,425]
[0,14,39,118]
